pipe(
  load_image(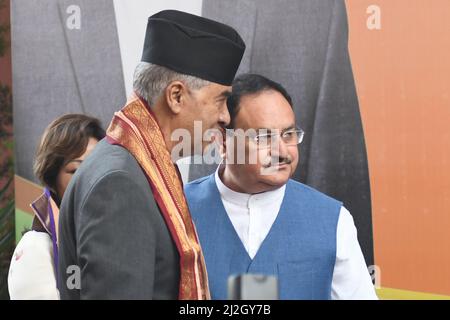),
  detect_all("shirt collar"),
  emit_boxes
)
[214,165,286,207]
